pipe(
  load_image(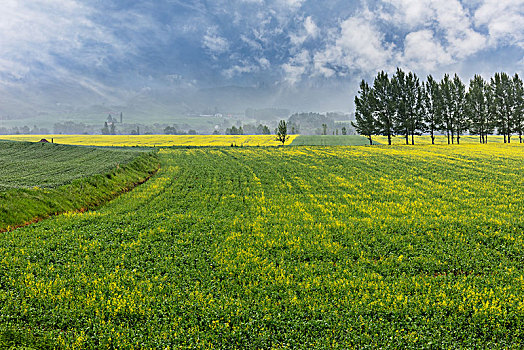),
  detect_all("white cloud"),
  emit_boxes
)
[0,0,160,98]
[0,1,92,76]
[380,0,487,65]
[431,0,486,57]
[304,16,319,38]
[258,57,271,69]
[282,49,310,84]
[402,30,453,70]
[277,0,305,10]
[222,56,271,78]
[290,16,319,46]
[475,0,524,48]
[203,27,230,54]
[380,0,433,27]
[223,64,259,78]
[241,34,263,51]
[313,15,393,77]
